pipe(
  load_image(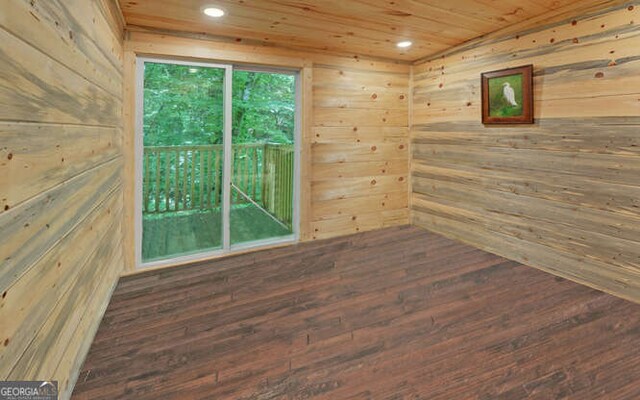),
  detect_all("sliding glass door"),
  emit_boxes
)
[230,69,296,245]
[137,59,298,267]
